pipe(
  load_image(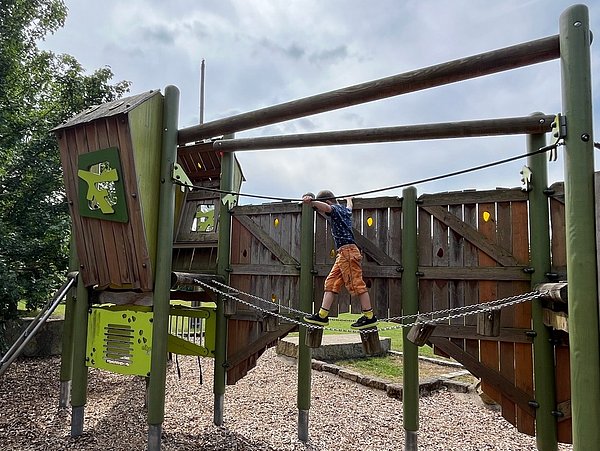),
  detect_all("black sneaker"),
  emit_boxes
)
[351,315,378,330]
[304,313,328,326]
